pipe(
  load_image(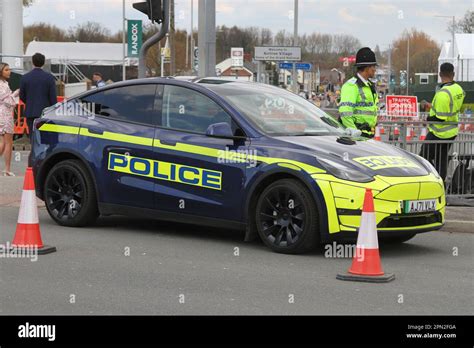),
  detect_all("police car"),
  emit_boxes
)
[30,79,445,254]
